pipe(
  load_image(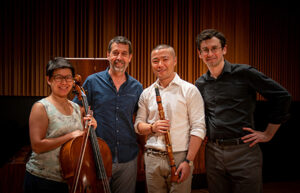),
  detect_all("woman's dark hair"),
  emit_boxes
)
[46,57,75,78]
[196,29,227,50]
